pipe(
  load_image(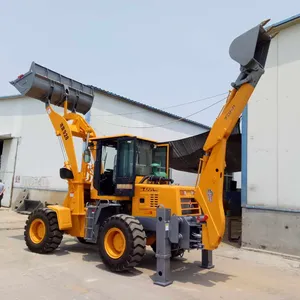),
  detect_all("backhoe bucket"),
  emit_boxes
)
[229,23,271,69]
[10,62,94,115]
